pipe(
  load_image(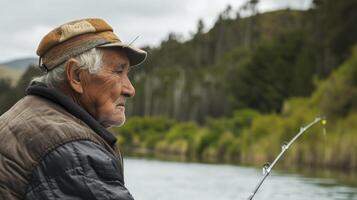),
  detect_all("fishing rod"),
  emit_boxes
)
[247,117,326,200]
